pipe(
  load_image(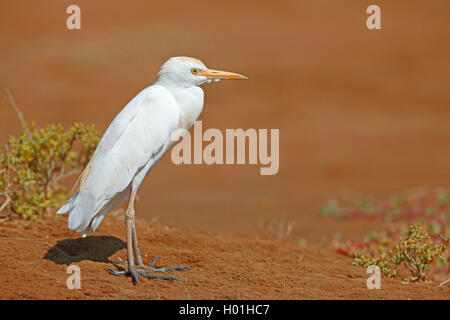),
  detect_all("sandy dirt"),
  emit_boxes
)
[0,0,449,299]
[0,213,448,299]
